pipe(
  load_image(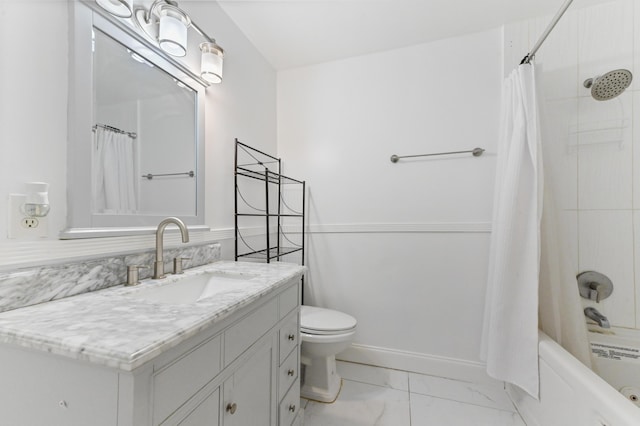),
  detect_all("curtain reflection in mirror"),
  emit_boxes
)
[92,126,139,213]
